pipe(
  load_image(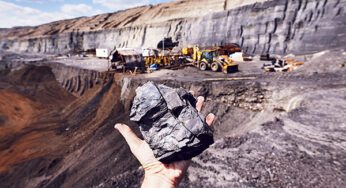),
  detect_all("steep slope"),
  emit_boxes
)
[0,64,133,188]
